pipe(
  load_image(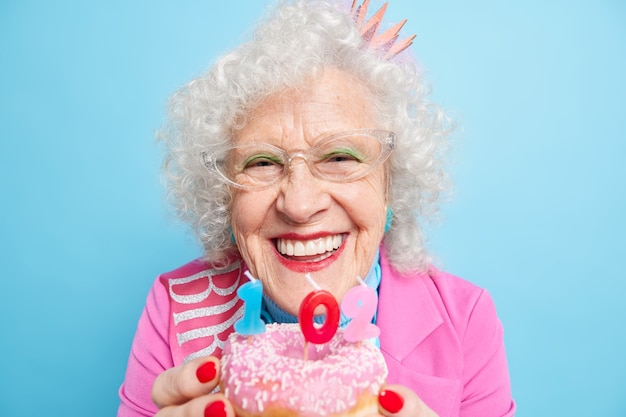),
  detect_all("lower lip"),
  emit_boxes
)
[273,239,345,273]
